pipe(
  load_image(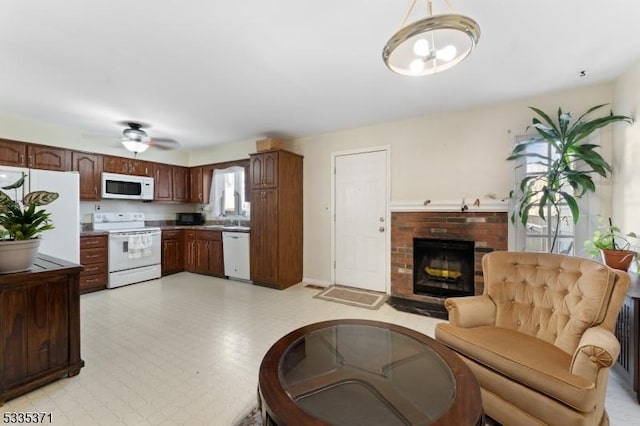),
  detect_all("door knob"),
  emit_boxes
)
[379,226,385,232]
